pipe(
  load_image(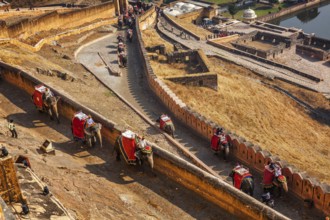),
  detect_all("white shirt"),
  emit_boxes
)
[87,118,94,126]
